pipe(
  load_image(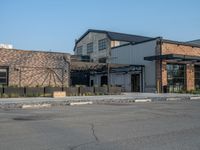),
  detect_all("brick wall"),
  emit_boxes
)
[186,64,195,91]
[0,48,70,87]
[162,43,200,56]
